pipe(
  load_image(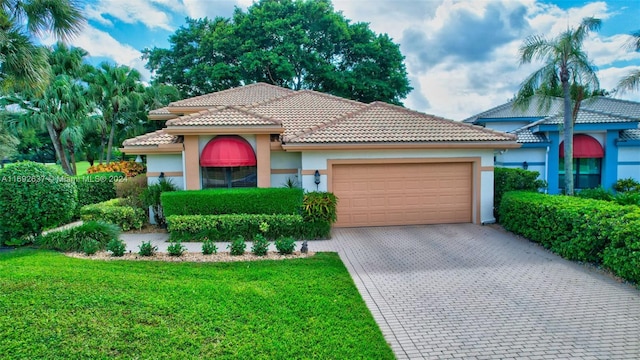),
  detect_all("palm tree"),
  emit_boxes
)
[0,0,84,93]
[515,17,601,196]
[616,30,640,93]
[87,63,144,163]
